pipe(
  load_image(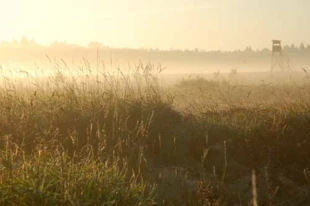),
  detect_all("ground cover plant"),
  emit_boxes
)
[0,61,309,205]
